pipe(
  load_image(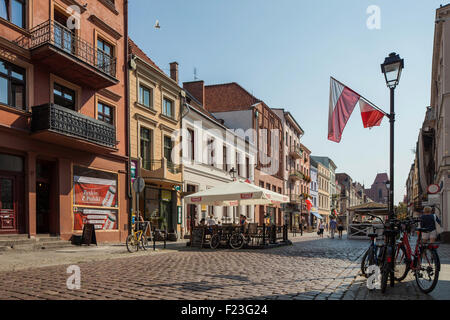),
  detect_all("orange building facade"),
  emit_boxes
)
[0,0,129,242]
